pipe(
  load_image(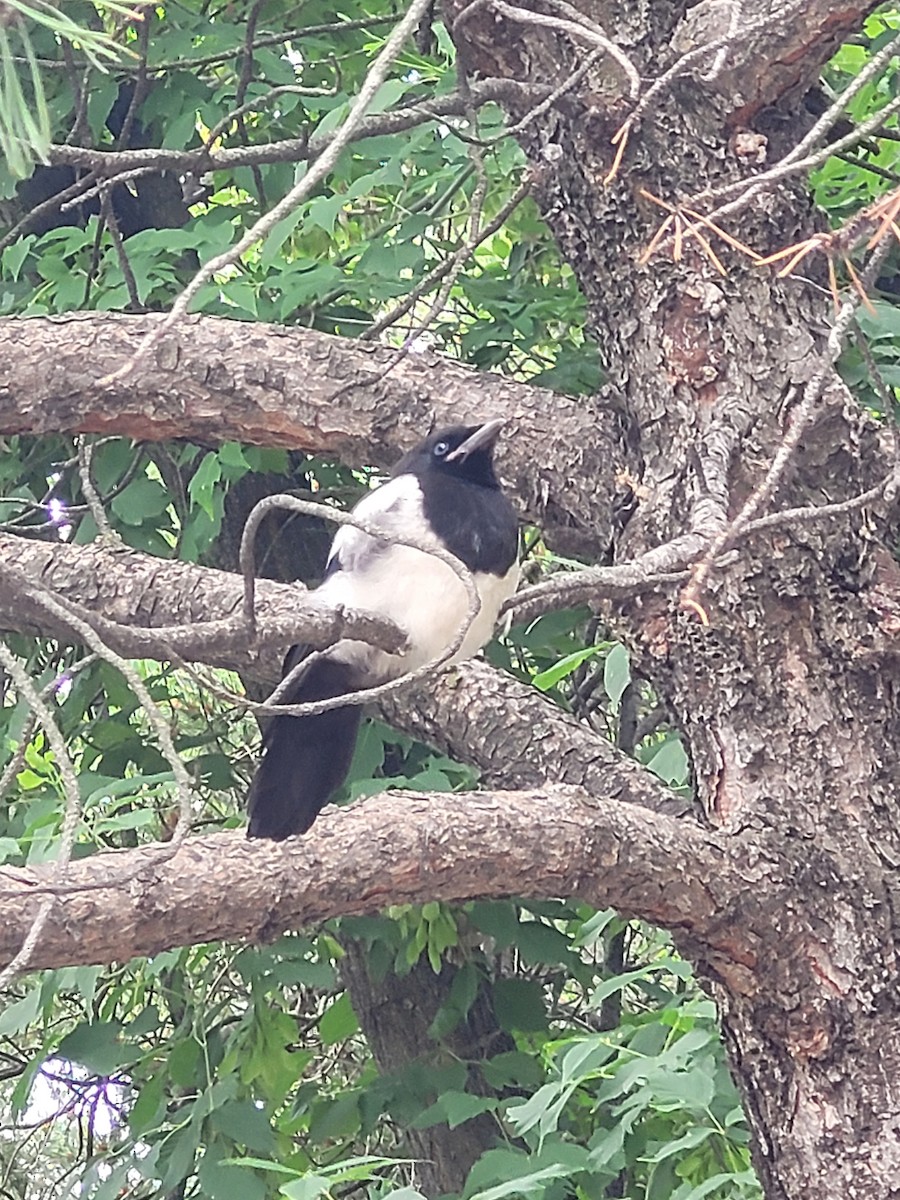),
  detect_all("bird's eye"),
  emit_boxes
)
[433,440,450,458]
